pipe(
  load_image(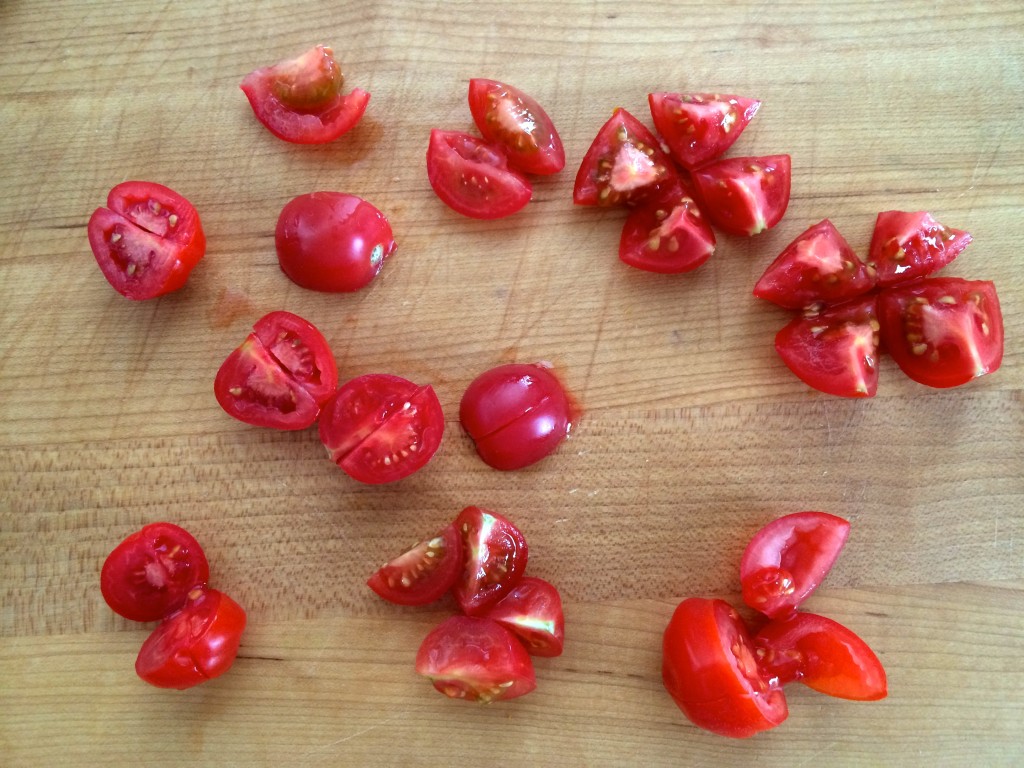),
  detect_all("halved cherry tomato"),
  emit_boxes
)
[740,512,850,619]
[468,79,565,175]
[691,154,791,236]
[135,587,247,689]
[426,129,532,219]
[453,506,529,615]
[275,192,396,292]
[318,373,445,484]
[87,181,206,300]
[366,523,463,606]
[483,576,564,657]
[619,191,716,274]
[240,45,369,144]
[648,92,761,170]
[214,311,338,431]
[100,522,210,623]
[866,211,972,288]
[416,615,536,703]
[662,597,788,738]
[755,612,887,701]
[878,277,1003,388]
